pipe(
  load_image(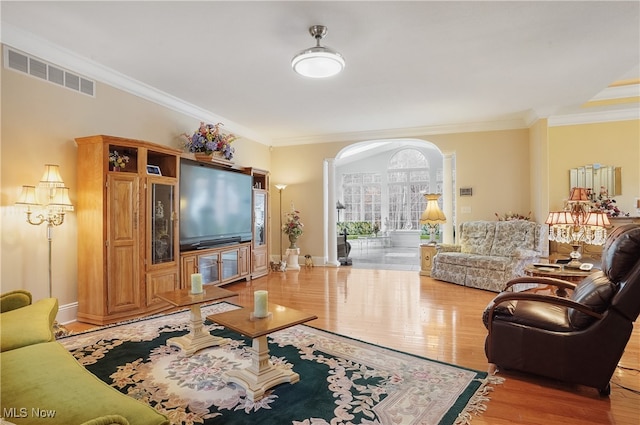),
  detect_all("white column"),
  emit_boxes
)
[325,158,340,267]
[442,153,454,244]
